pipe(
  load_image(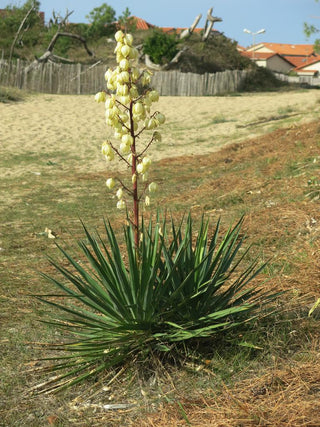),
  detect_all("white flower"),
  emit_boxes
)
[148,90,159,102]
[117,199,126,210]
[142,157,152,170]
[105,97,115,109]
[116,188,123,199]
[119,142,131,154]
[121,134,133,145]
[148,182,158,193]
[145,118,157,130]
[101,142,112,156]
[137,163,145,174]
[124,33,133,46]
[106,178,115,189]
[133,102,144,116]
[120,45,131,58]
[115,30,124,42]
[145,196,150,206]
[95,91,106,103]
